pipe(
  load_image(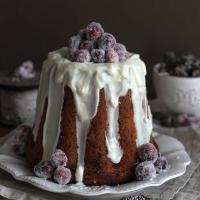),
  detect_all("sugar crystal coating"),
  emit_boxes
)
[53,166,72,185]
[105,49,119,63]
[135,161,156,181]
[69,35,81,49]
[50,149,68,167]
[98,33,116,50]
[154,156,168,173]
[34,161,54,179]
[114,43,127,61]
[75,49,91,62]
[79,40,95,51]
[86,22,104,41]
[91,49,105,63]
[137,143,158,163]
